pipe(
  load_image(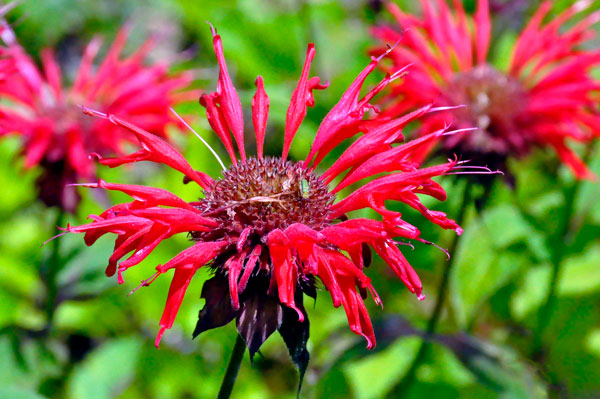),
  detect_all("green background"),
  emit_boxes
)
[1,0,599,398]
